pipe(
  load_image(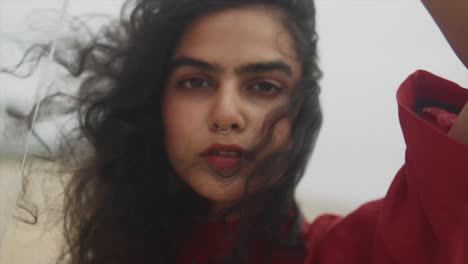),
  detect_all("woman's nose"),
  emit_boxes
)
[209,84,246,134]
